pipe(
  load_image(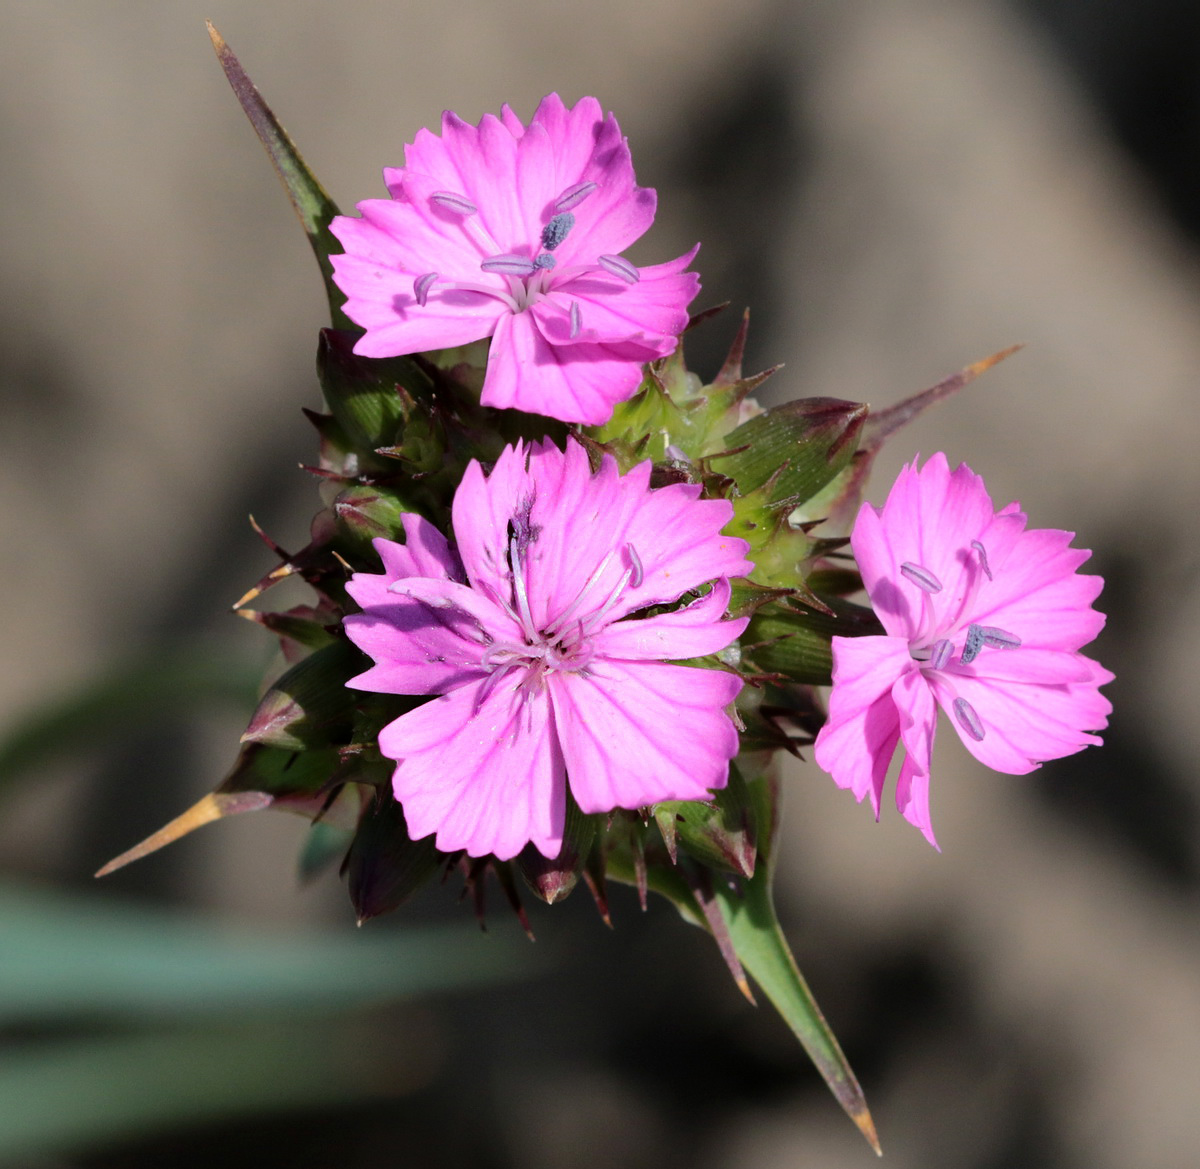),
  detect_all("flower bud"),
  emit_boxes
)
[241,639,363,750]
[516,797,597,904]
[713,398,866,506]
[317,328,431,452]
[346,792,443,923]
[655,764,756,878]
[333,484,410,545]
